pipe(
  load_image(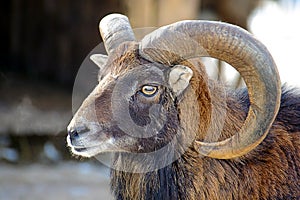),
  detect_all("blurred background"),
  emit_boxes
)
[0,0,299,199]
